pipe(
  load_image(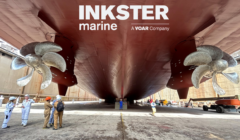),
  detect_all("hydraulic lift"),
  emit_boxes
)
[187,95,240,113]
